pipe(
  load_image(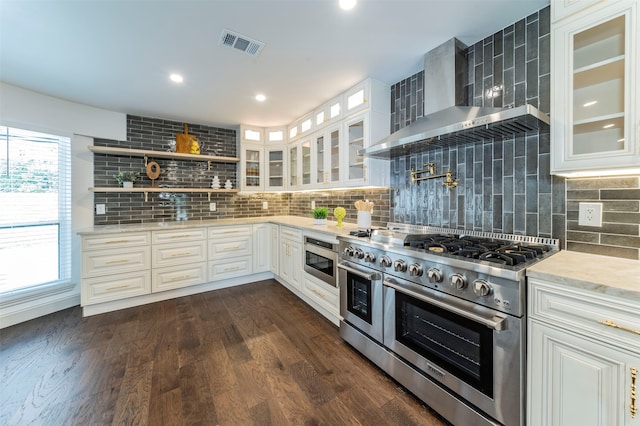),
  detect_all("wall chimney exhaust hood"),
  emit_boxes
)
[362,38,550,159]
